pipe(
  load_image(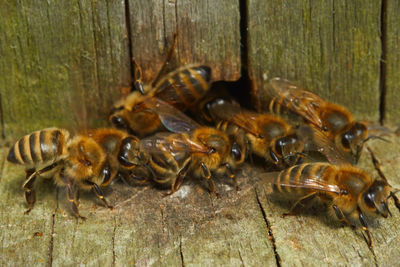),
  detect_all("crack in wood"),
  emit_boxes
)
[47,188,58,267]
[112,216,116,267]
[124,0,134,89]
[238,249,245,267]
[379,0,388,124]
[0,93,5,139]
[179,236,185,267]
[255,188,281,267]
